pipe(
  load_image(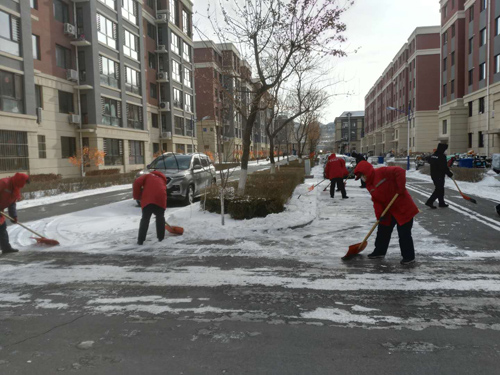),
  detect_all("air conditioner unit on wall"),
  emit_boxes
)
[157,72,168,81]
[66,69,78,82]
[155,14,167,23]
[159,102,170,111]
[69,114,81,124]
[156,45,167,53]
[64,23,76,37]
[161,131,172,140]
